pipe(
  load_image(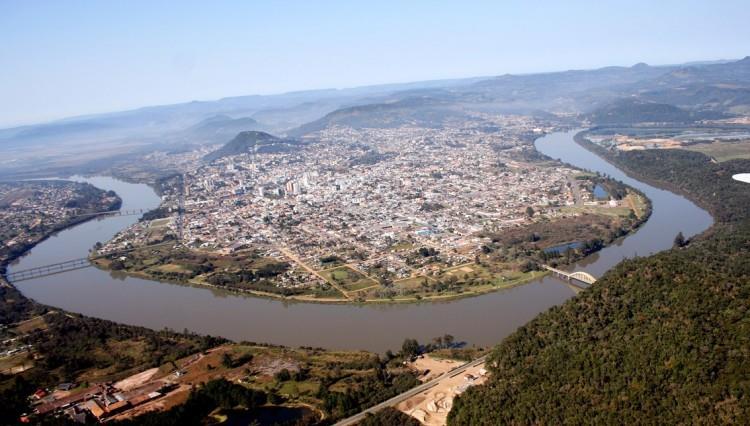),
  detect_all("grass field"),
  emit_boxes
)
[319,266,379,292]
[12,314,49,334]
[0,352,33,374]
[393,276,430,290]
[148,218,171,228]
[389,262,544,301]
[389,241,416,252]
[682,140,750,162]
[561,205,632,217]
[151,263,191,274]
